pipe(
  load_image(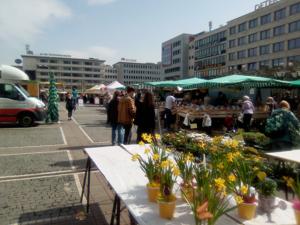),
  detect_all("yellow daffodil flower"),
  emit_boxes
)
[155,134,161,140]
[214,178,226,193]
[228,174,236,182]
[144,148,151,154]
[257,171,267,181]
[226,152,234,163]
[173,167,180,176]
[161,160,169,169]
[152,153,160,161]
[235,195,244,204]
[217,163,224,170]
[138,141,145,146]
[240,185,248,195]
[131,154,140,161]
